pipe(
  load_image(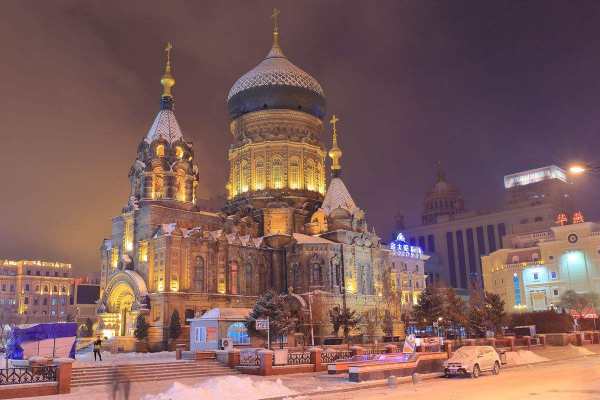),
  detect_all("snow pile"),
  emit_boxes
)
[505,350,548,365]
[568,344,594,356]
[142,376,296,400]
[75,351,176,367]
